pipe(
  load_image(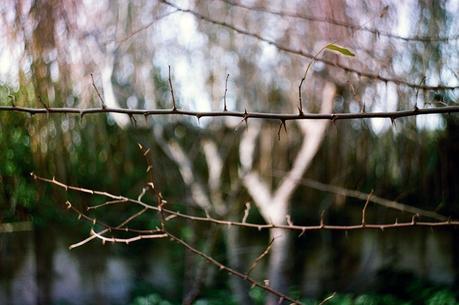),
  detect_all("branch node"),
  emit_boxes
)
[390,117,396,126]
